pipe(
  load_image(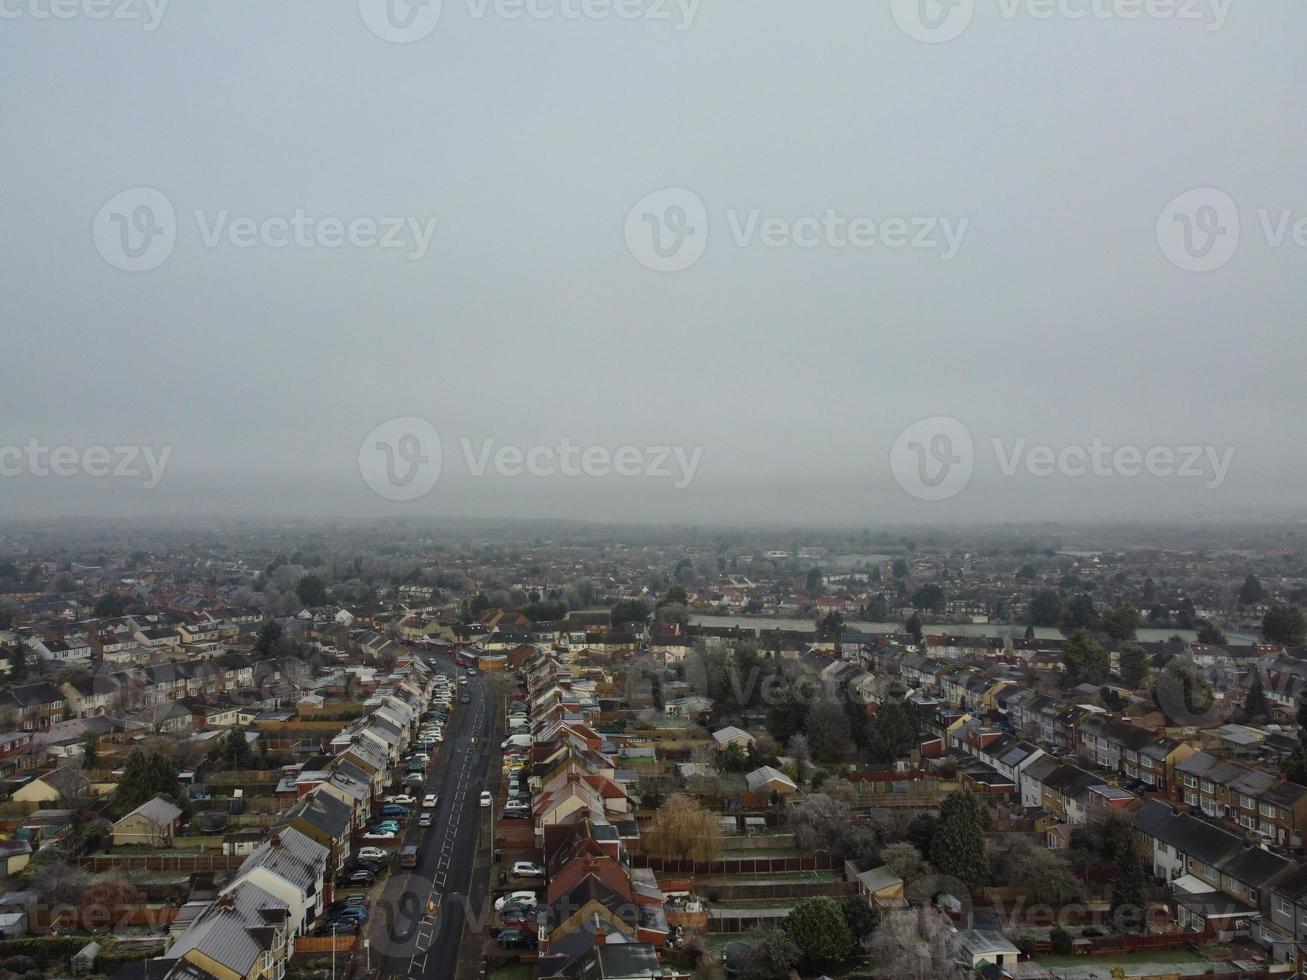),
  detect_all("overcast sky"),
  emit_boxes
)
[1,0,1303,525]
